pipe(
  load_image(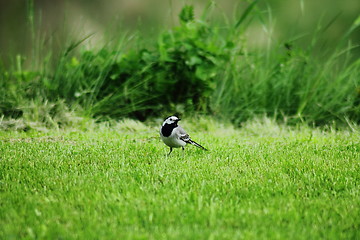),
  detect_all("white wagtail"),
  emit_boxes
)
[160,116,207,155]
